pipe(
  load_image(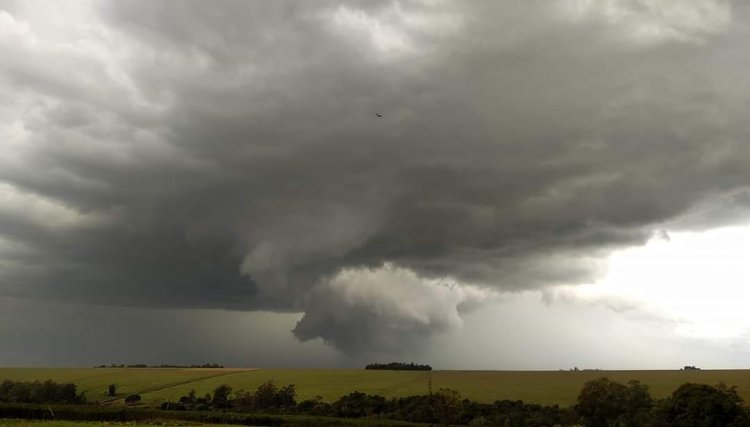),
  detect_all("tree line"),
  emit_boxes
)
[365,362,432,371]
[161,380,567,425]
[576,377,749,427]
[0,380,85,404]
[95,363,224,368]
